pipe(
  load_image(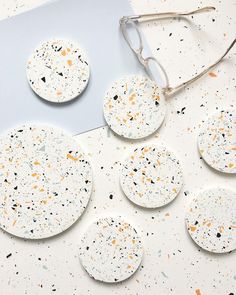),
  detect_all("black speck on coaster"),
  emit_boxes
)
[6,253,12,258]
